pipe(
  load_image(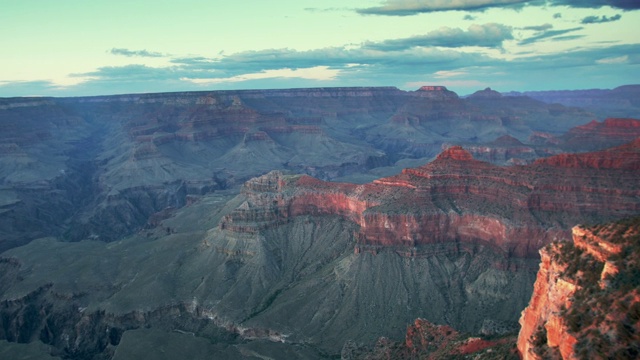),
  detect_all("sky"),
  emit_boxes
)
[1,0,638,97]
